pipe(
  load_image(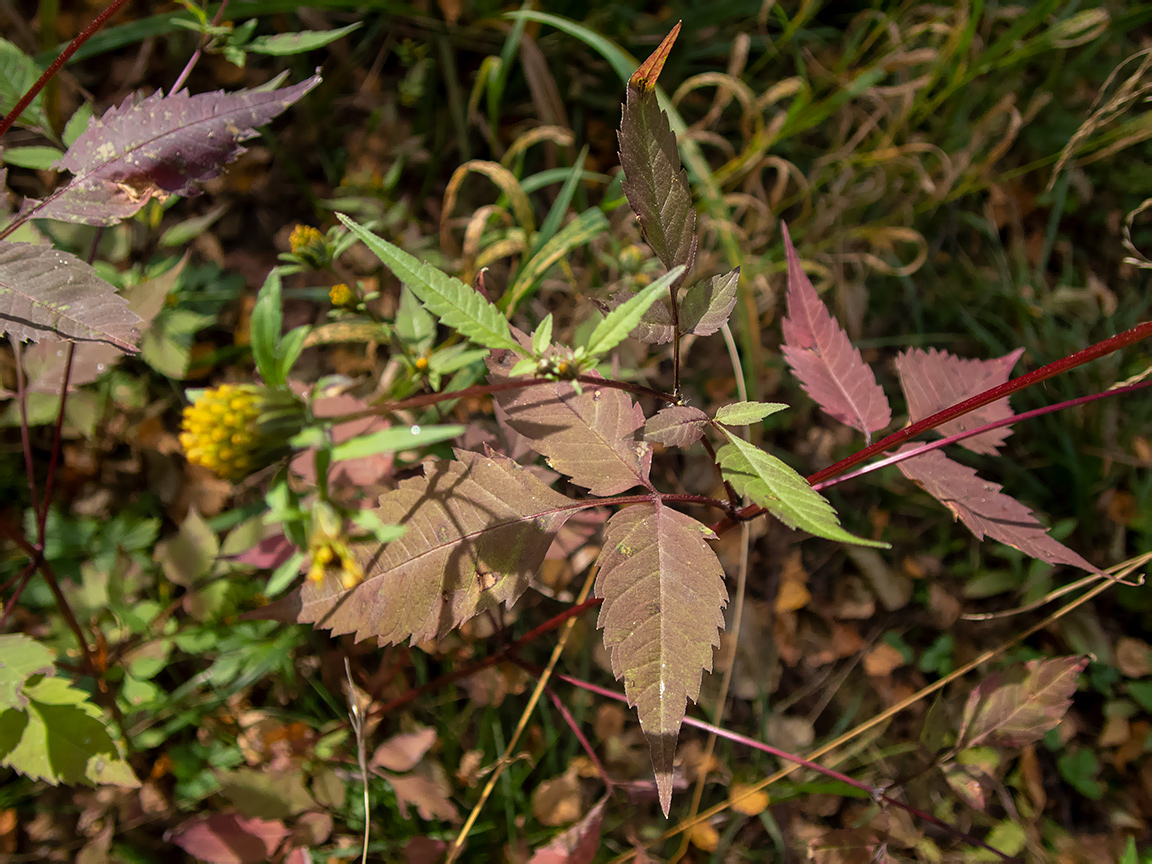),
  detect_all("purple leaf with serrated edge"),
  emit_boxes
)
[895,347,1025,455]
[595,501,728,816]
[958,656,1087,749]
[168,814,289,864]
[643,405,708,447]
[21,258,179,393]
[679,268,739,336]
[779,224,890,442]
[0,241,140,351]
[529,795,607,864]
[896,447,1101,572]
[25,75,320,226]
[618,77,697,279]
[487,350,652,496]
[294,449,579,645]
